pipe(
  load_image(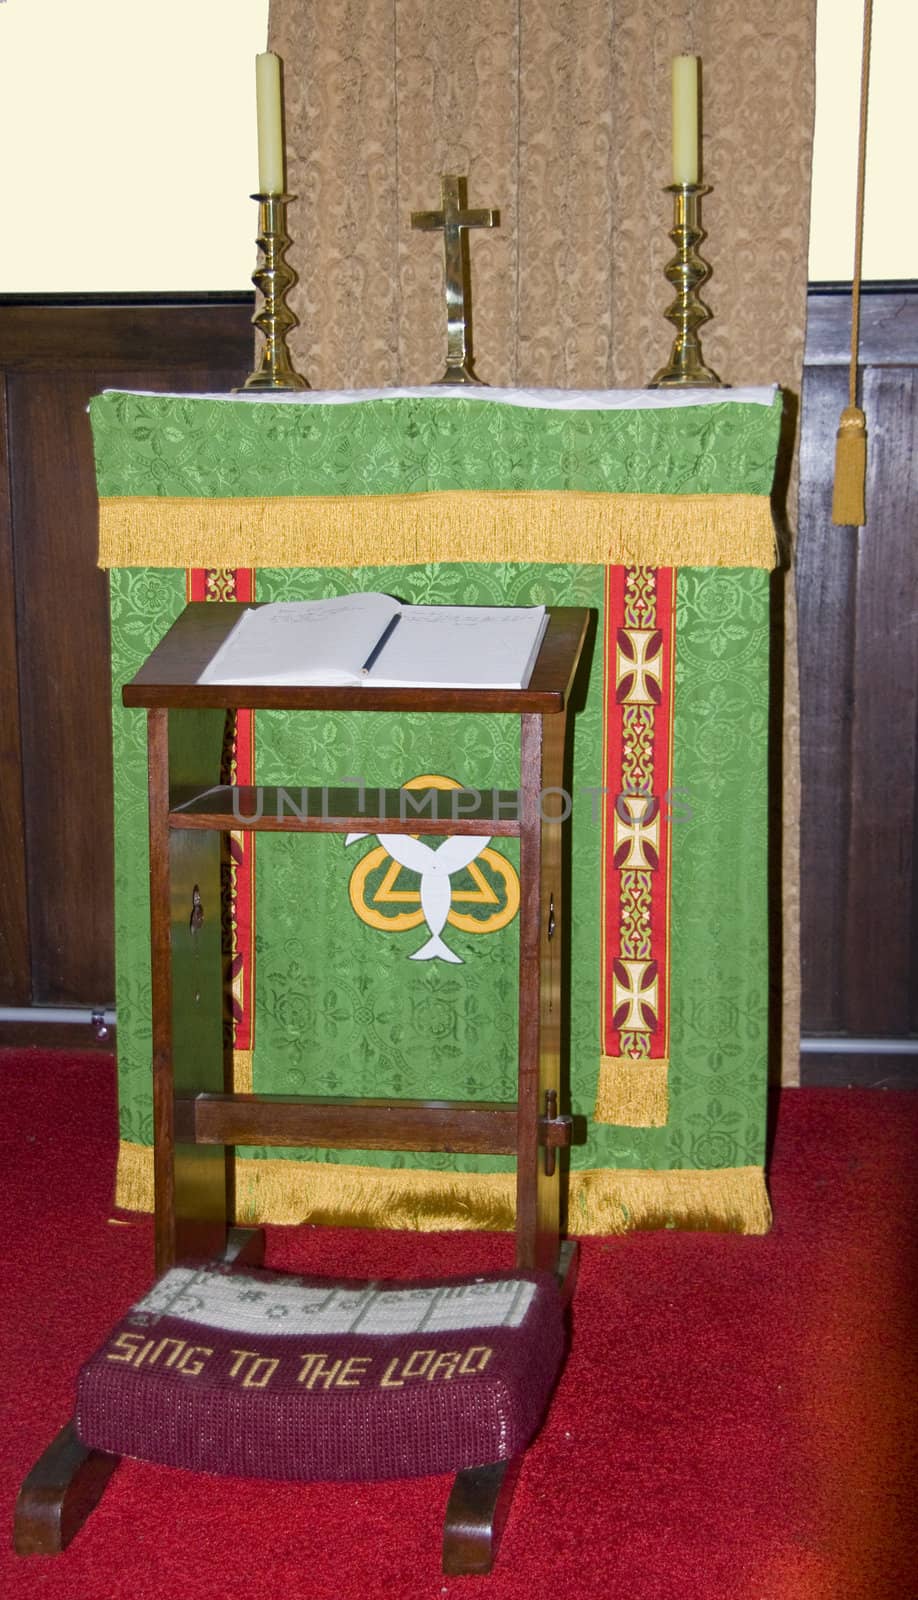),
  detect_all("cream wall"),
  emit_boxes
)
[0,0,912,291]
[0,0,270,291]
[809,0,916,281]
